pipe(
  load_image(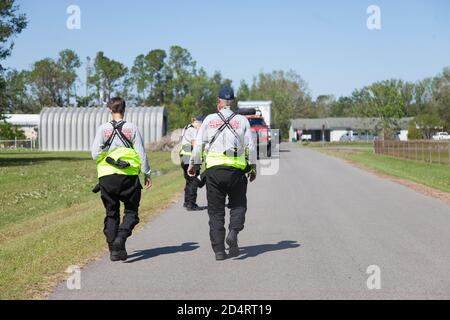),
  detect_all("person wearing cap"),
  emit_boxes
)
[188,86,257,261]
[180,116,204,211]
